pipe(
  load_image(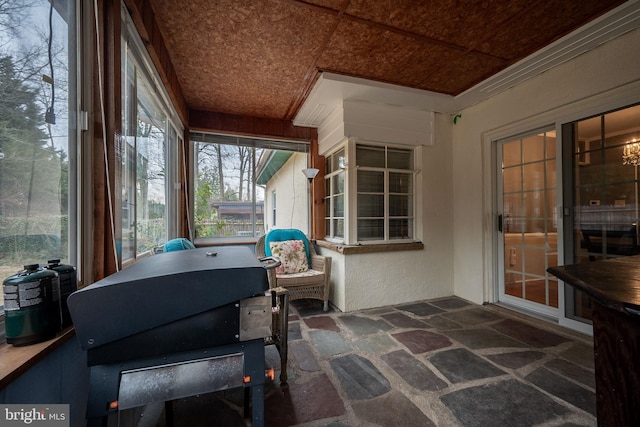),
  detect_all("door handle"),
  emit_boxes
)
[498,214,503,232]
